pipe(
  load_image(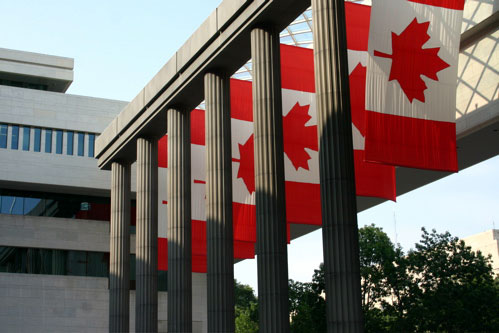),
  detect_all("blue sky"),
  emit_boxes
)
[2,0,497,293]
